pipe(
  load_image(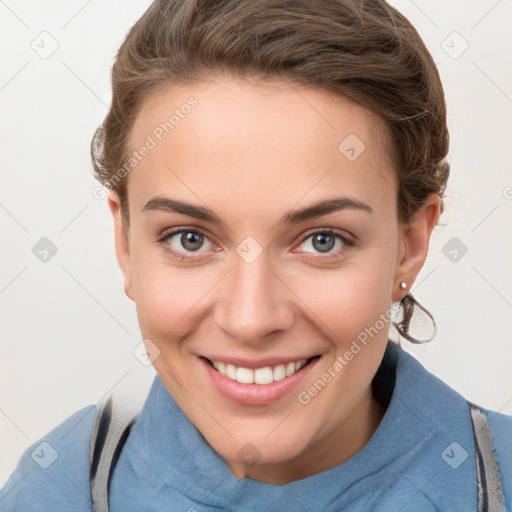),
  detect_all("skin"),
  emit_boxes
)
[108,75,440,485]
